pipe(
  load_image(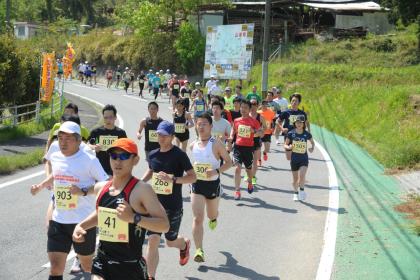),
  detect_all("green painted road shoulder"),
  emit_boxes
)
[312,125,420,280]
